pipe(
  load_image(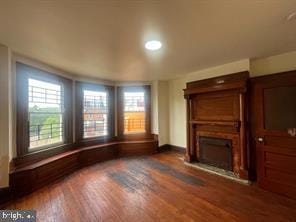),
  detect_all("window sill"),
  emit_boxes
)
[75,135,115,147]
[28,142,65,154]
[119,132,154,141]
[12,143,74,169]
